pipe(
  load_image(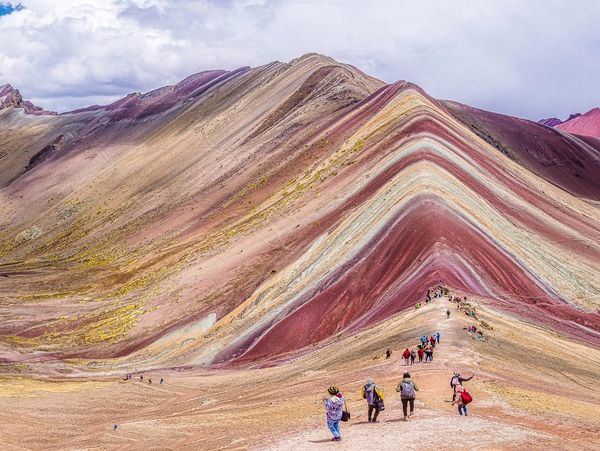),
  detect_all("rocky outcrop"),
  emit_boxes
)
[538,117,562,127]
[0,84,56,115]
